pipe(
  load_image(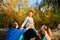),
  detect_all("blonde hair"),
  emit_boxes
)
[47,28,52,38]
[41,25,52,38]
